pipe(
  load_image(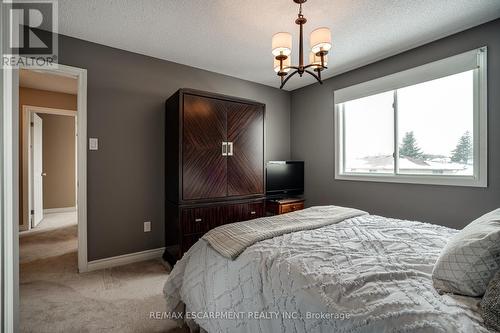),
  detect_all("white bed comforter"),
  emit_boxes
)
[164,207,488,333]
